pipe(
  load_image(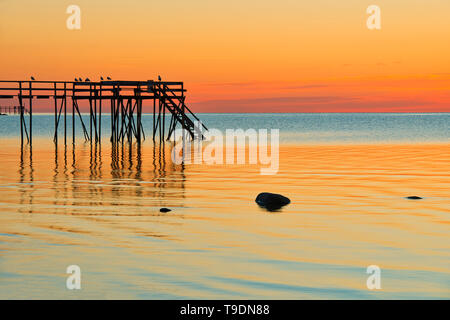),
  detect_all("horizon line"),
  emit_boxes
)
[3,111,449,115]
